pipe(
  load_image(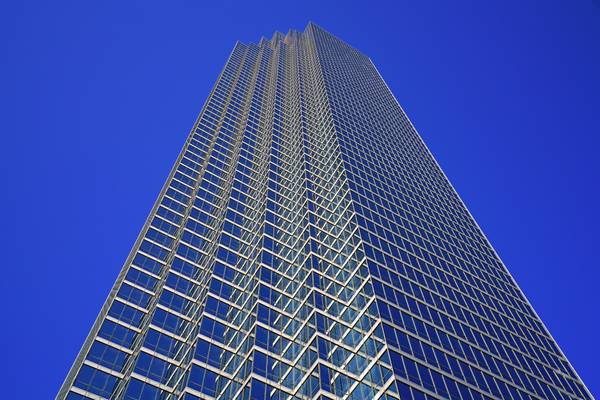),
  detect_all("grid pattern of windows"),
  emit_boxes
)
[58,23,591,400]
